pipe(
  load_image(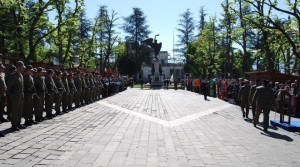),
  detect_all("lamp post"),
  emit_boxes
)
[154,34,159,41]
